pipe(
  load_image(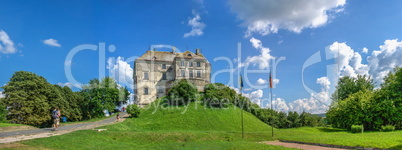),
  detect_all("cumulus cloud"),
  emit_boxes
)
[228,0,346,36]
[368,39,402,85]
[239,37,274,69]
[316,77,330,91]
[183,10,206,38]
[327,42,369,78]
[43,38,61,47]
[326,39,402,85]
[257,78,267,84]
[58,82,82,88]
[362,47,368,54]
[107,57,134,89]
[0,30,17,54]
